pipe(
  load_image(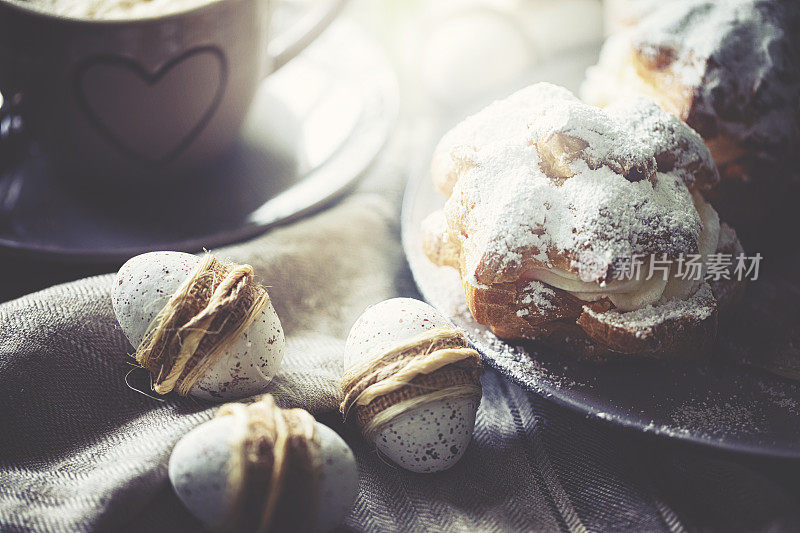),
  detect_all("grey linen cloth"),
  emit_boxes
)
[2,138,800,532]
